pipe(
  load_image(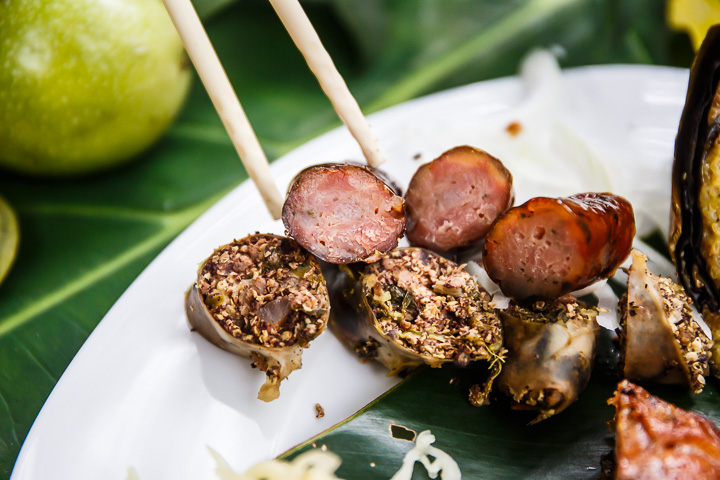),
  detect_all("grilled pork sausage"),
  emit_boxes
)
[482,193,635,301]
[282,164,405,264]
[607,380,720,480]
[404,146,513,253]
